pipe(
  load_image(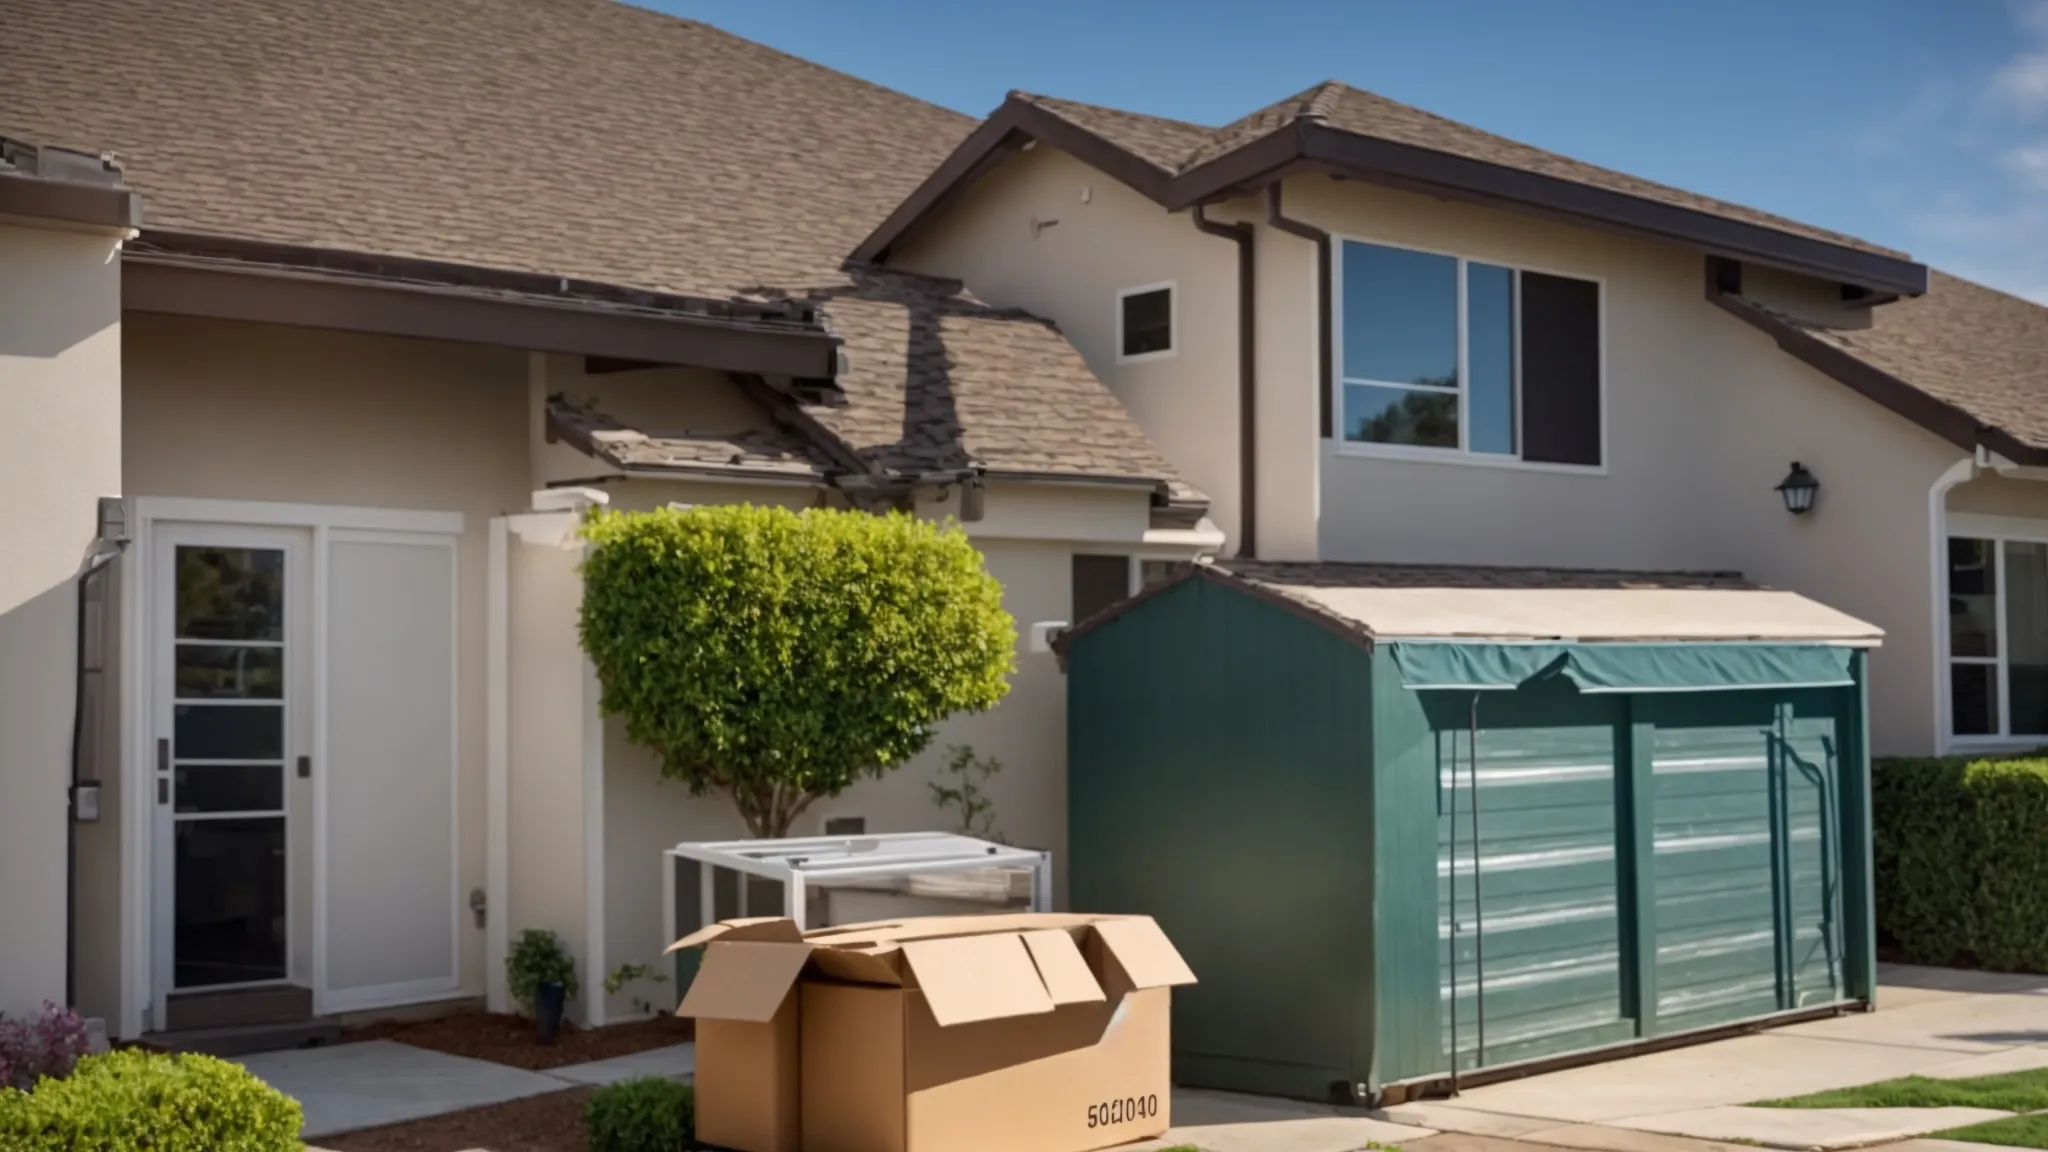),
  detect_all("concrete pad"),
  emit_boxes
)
[237,1040,567,1138]
[544,1042,695,1087]
[1877,984,1977,1011]
[1407,1135,1581,1152]
[1878,964,2048,997]
[1921,1044,2048,1080]
[1780,993,2048,1053]
[1521,1123,1815,1152]
[1126,1116,1435,1152]
[1883,1141,2032,1152]
[1611,1105,2013,1150]
[1118,1089,1435,1151]
[1376,1102,1564,1138]
[1450,1034,1952,1123]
